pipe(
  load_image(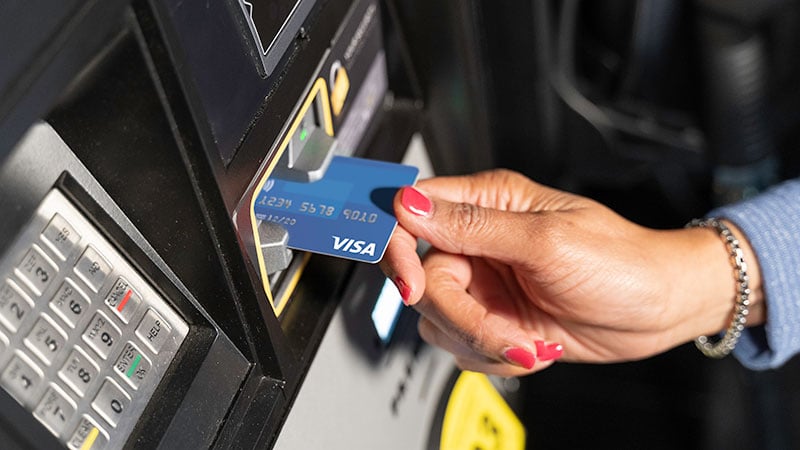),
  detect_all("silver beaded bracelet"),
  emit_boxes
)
[685,218,751,358]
